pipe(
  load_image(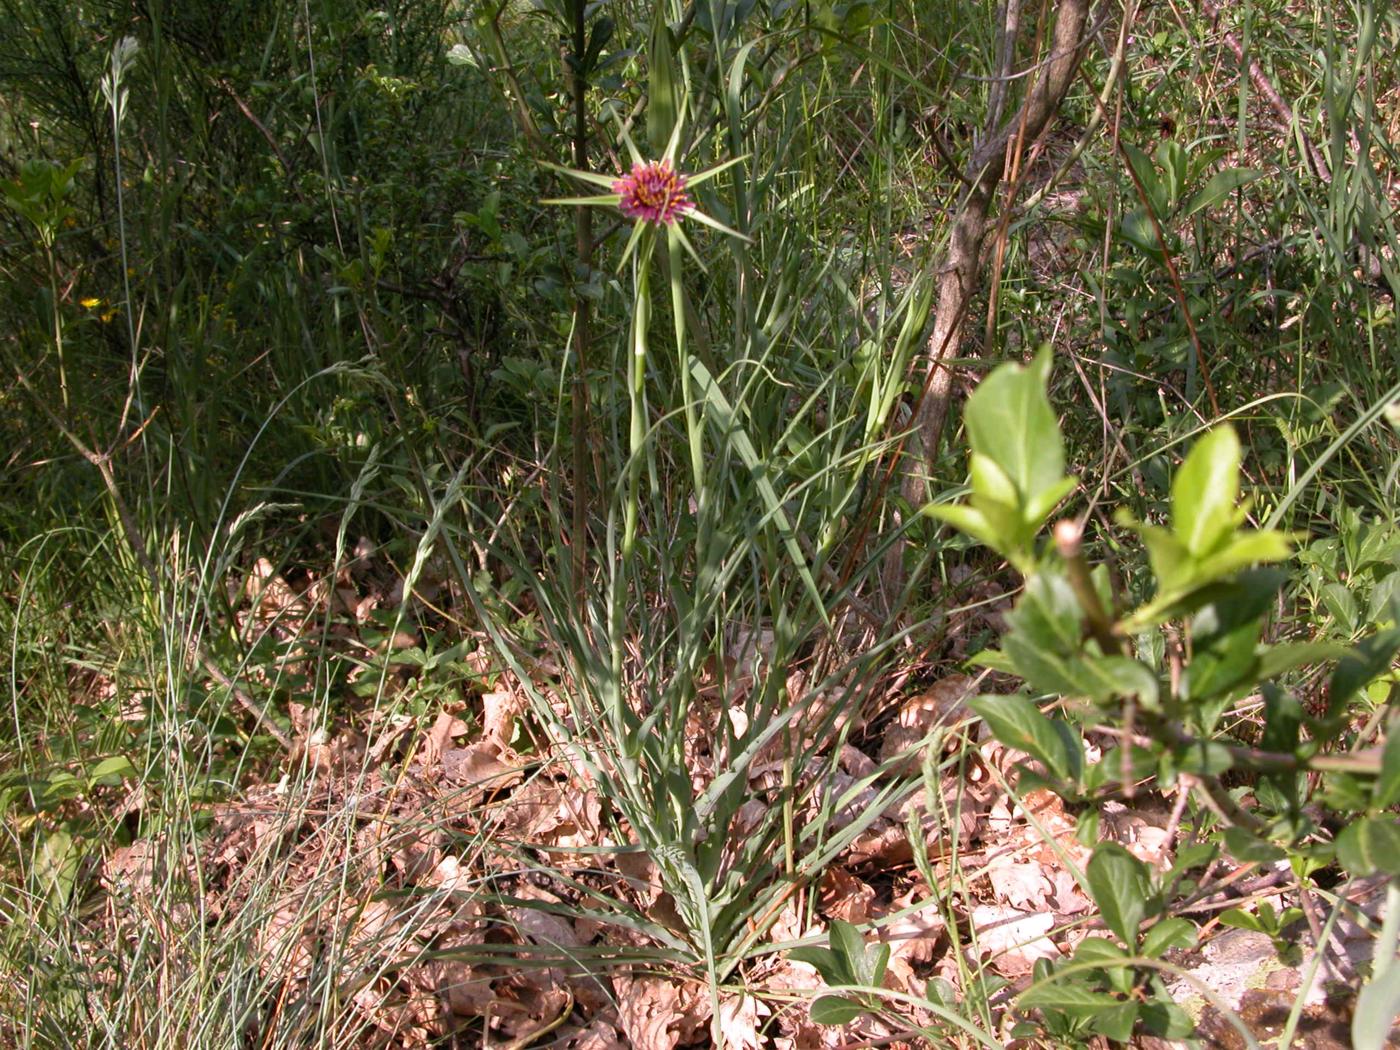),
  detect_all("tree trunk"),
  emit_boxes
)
[902,0,1093,508]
